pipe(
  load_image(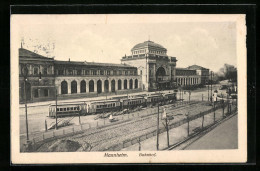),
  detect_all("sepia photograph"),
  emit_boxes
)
[11,14,247,164]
